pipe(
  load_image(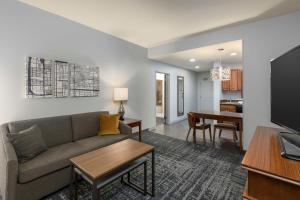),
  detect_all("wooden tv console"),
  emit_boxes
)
[242,126,300,200]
